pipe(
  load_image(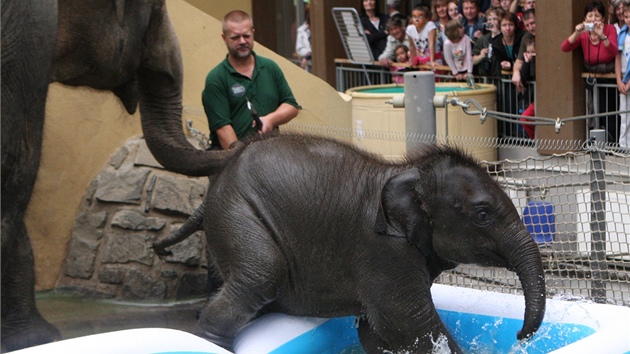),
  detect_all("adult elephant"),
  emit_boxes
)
[1,0,234,350]
[154,134,547,353]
